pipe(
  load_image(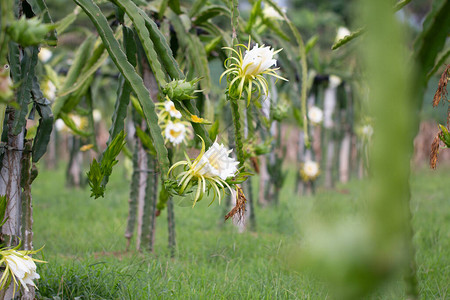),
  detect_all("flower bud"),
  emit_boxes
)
[163,78,200,101]
[7,17,55,47]
[272,103,288,121]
